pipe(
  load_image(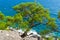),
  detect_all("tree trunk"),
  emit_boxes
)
[20,22,40,38]
[21,28,31,38]
[20,23,34,38]
[21,31,27,38]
